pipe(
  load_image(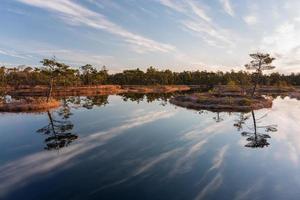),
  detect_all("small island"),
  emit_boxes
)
[170,53,276,112]
[170,92,272,112]
[0,97,60,112]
